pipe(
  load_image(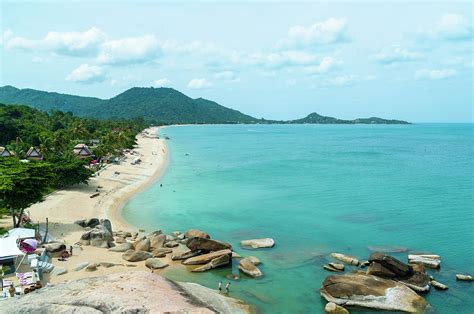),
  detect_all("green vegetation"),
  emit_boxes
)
[0,85,410,124]
[0,104,146,227]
